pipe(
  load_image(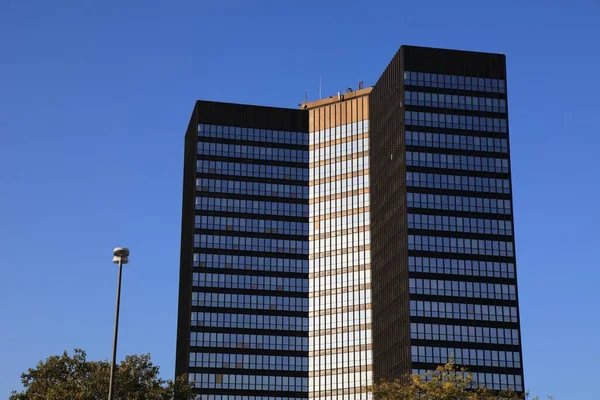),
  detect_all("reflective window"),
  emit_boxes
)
[406,151,509,173]
[196,178,307,199]
[194,234,308,255]
[310,120,369,145]
[407,192,511,215]
[192,292,308,312]
[193,273,308,292]
[191,312,308,331]
[195,197,308,217]
[193,253,308,274]
[407,172,511,194]
[408,235,514,257]
[195,396,305,400]
[190,332,308,351]
[411,346,521,368]
[409,300,518,323]
[311,175,369,198]
[195,215,308,236]
[408,256,515,279]
[198,124,308,146]
[190,352,308,371]
[189,373,308,392]
[405,111,507,133]
[404,71,506,94]
[405,91,506,113]
[409,278,516,300]
[408,213,513,236]
[406,131,508,153]
[410,323,519,345]
[197,160,308,181]
[311,157,368,180]
[412,369,522,392]
[310,138,369,163]
[198,141,308,163]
